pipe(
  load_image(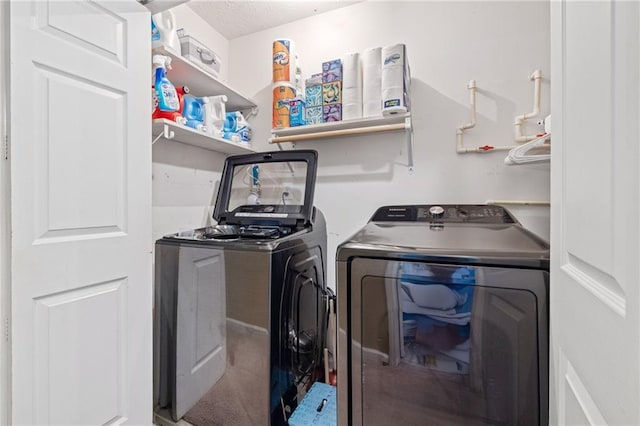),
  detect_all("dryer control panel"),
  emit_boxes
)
[370,204,517,223]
